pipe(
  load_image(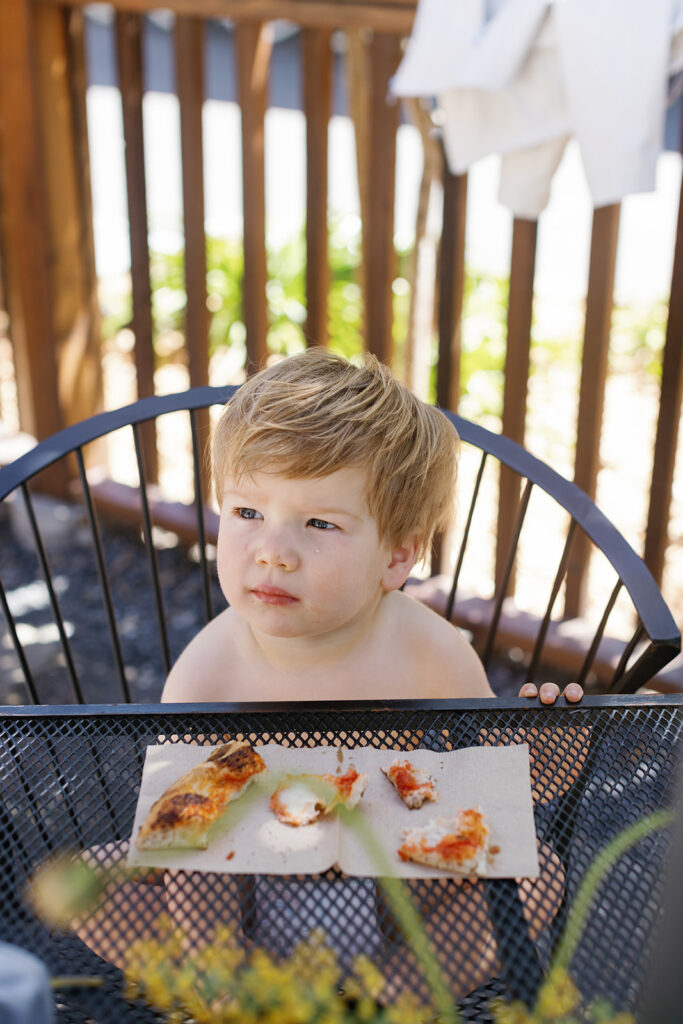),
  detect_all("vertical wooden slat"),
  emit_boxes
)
[235,20,271,373]
[495,216,538,591]
[65,9,103,426]
[565,202,621,618]
[115,11,157,481]
[346,29,371,341]
[364,31,401,364]
[0,0,62,445]
[175,16,208,390]
[644,167,683,585]
[436,161,467,412]
[302,28,332,348]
